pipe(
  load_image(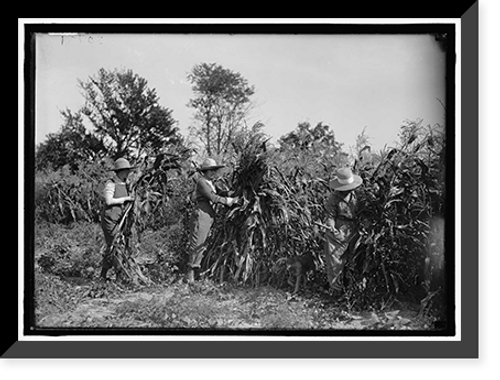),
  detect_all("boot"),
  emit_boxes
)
[100,248,113,280]
[194,267,201,281]
[100,264,110,280]
[187,267,195,283]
